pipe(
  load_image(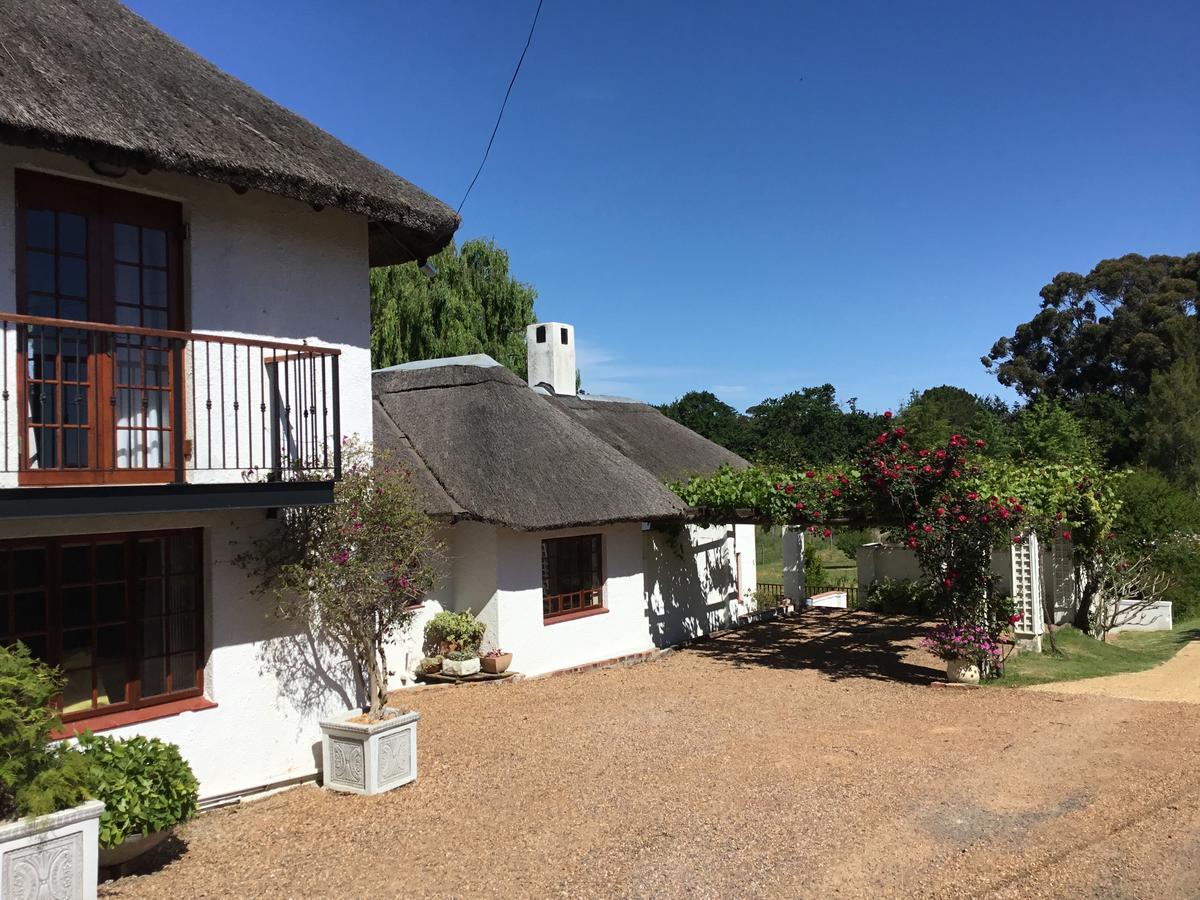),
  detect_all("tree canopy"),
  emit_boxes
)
[370,238,537,376]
